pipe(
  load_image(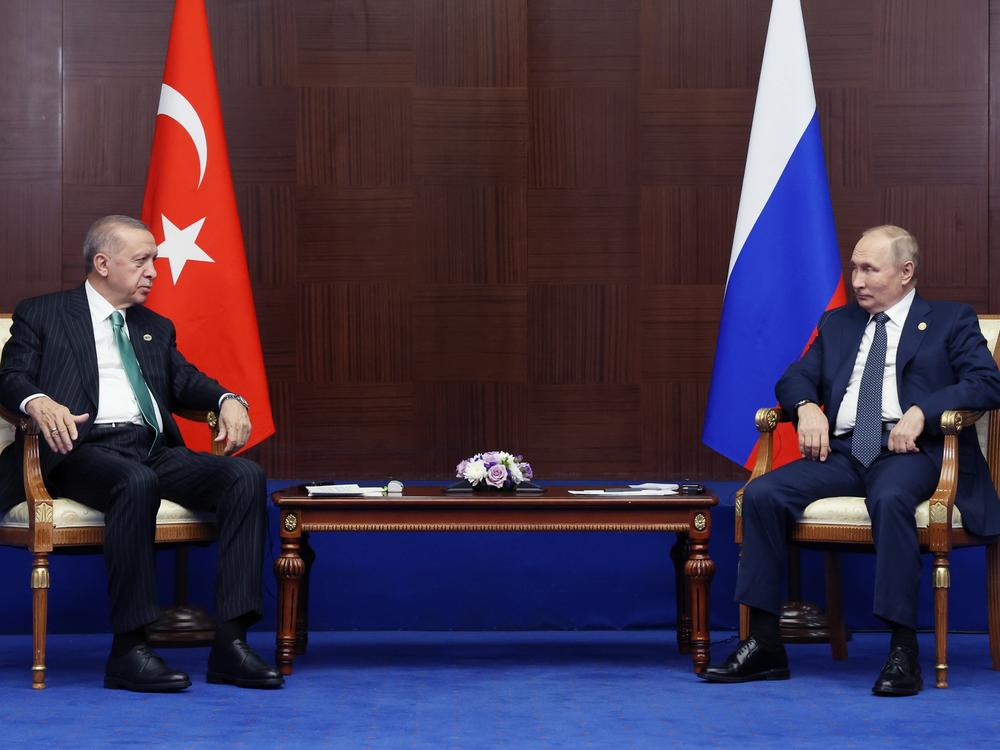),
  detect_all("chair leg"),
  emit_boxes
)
[933,553,950,688]
[824,551,848,660]
[987,541,1000,670]
[739,603,749,640]
[31,553,49,689]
